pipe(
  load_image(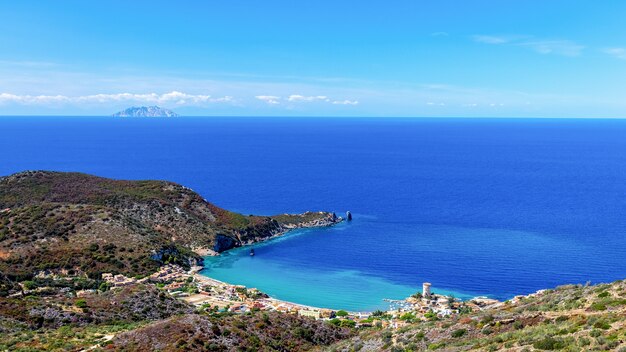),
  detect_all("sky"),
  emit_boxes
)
[0,1,625,117]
